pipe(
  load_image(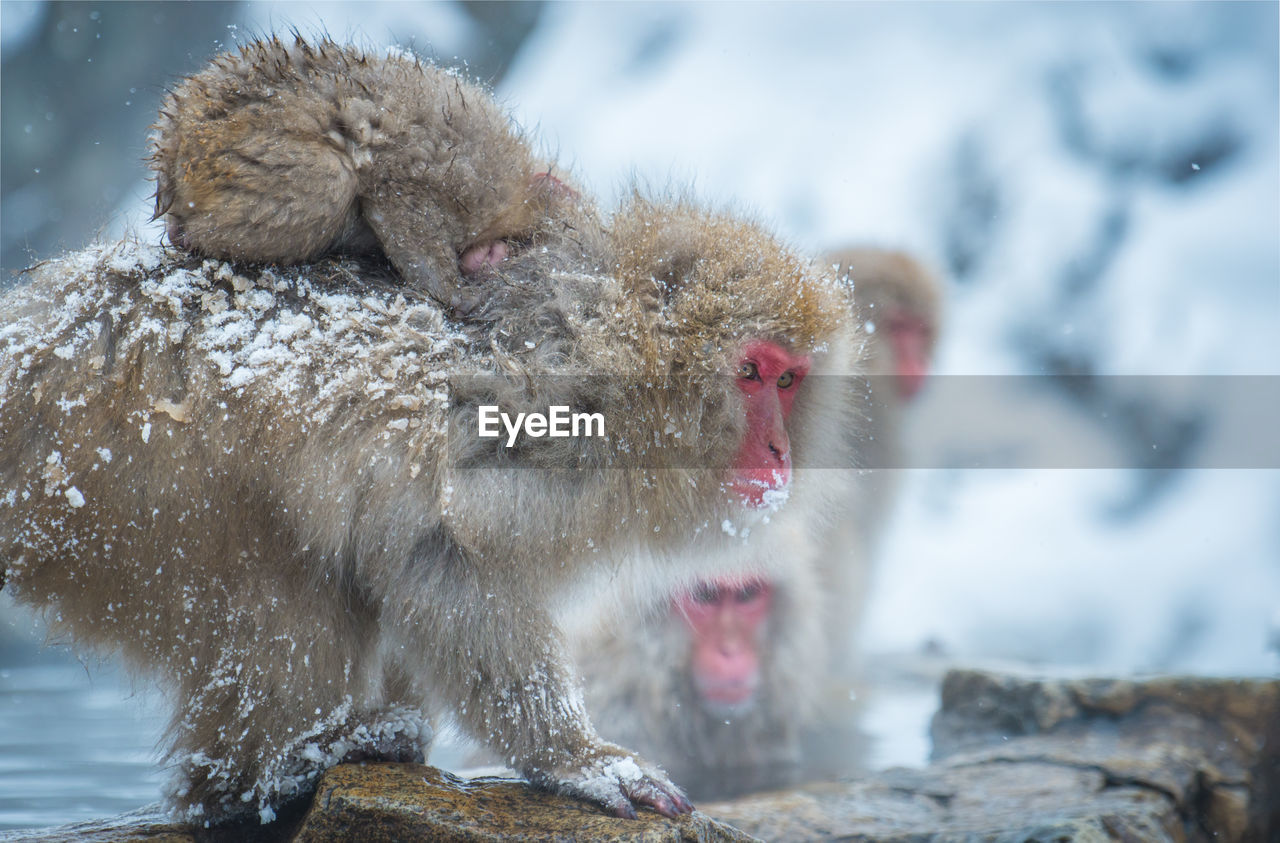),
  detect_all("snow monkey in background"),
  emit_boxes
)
[0,37,859,825]
[574,247,942,800]
[820,247,943,671]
